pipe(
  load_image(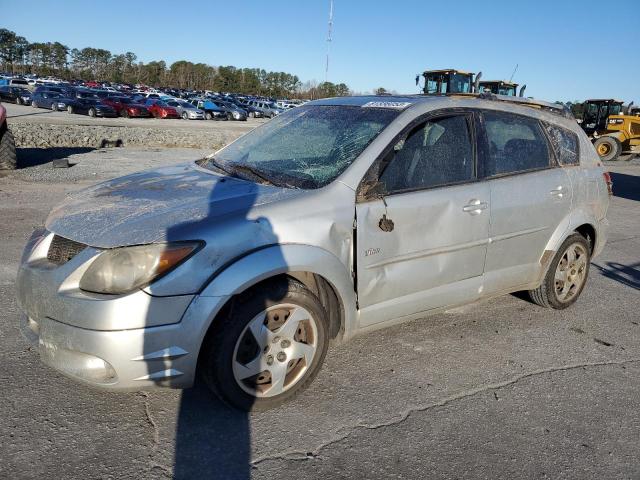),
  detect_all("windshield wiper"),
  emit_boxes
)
[200,156,234,176]
[228,164,276,186]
